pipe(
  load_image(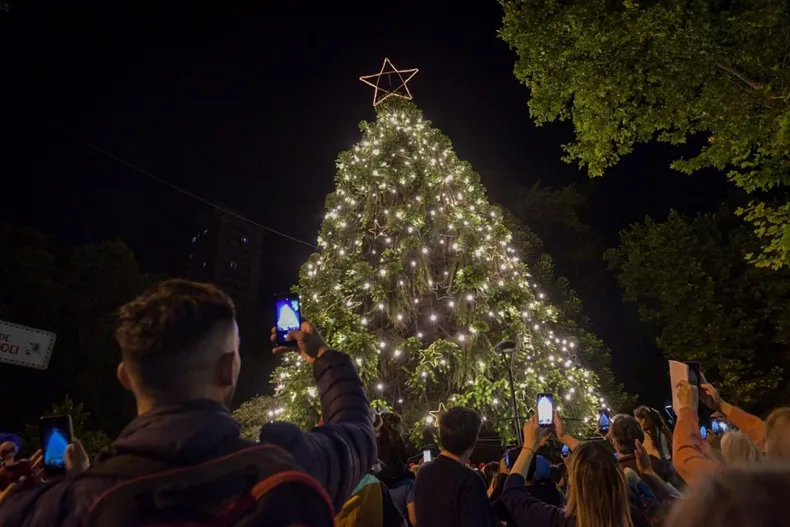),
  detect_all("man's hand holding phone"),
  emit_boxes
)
[271,321,329,365]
